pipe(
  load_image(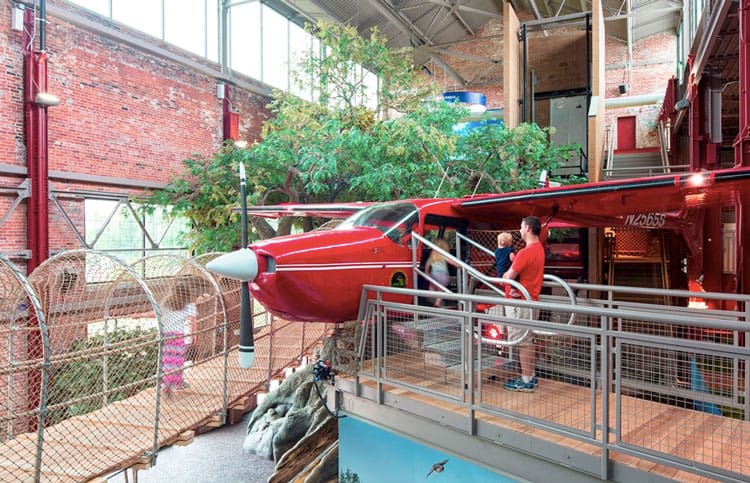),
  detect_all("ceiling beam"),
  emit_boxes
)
[431,32,503,48]
[467,60,503,86]
[541,0,554,17]
[367,0,467,85]
[443,1,475,37]
[421,0,503,18]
